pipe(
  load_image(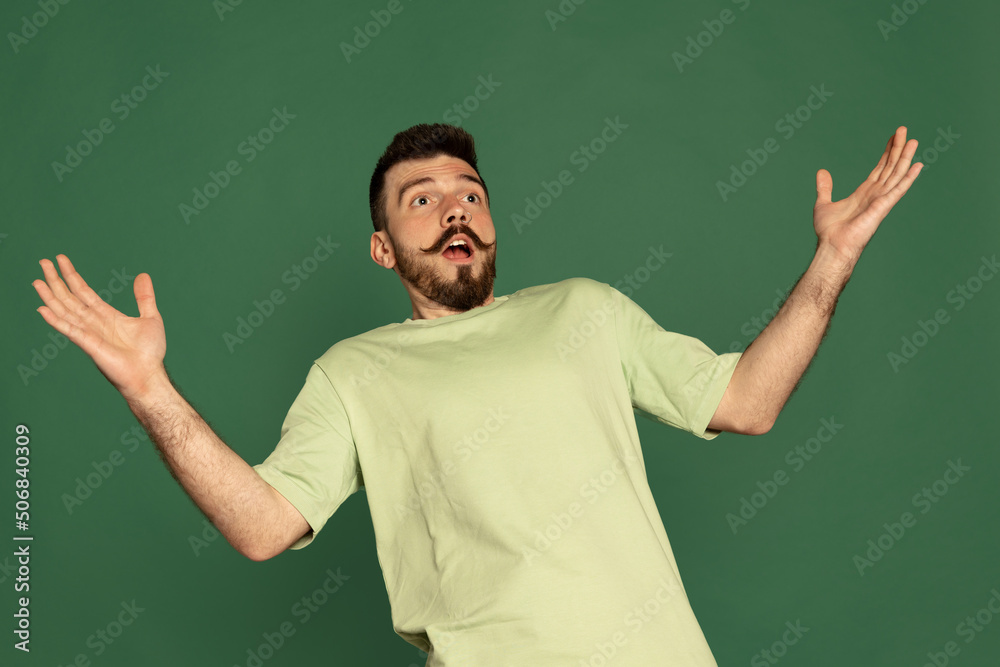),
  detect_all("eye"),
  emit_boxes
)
[412,195,430,206]
[465,193,480,203]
